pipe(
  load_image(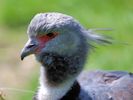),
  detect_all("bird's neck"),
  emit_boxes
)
[38,52,86,85]
[38,69,80,100]
[36,37,88,100]
[36,51,87,100]
[38,66,76,100]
